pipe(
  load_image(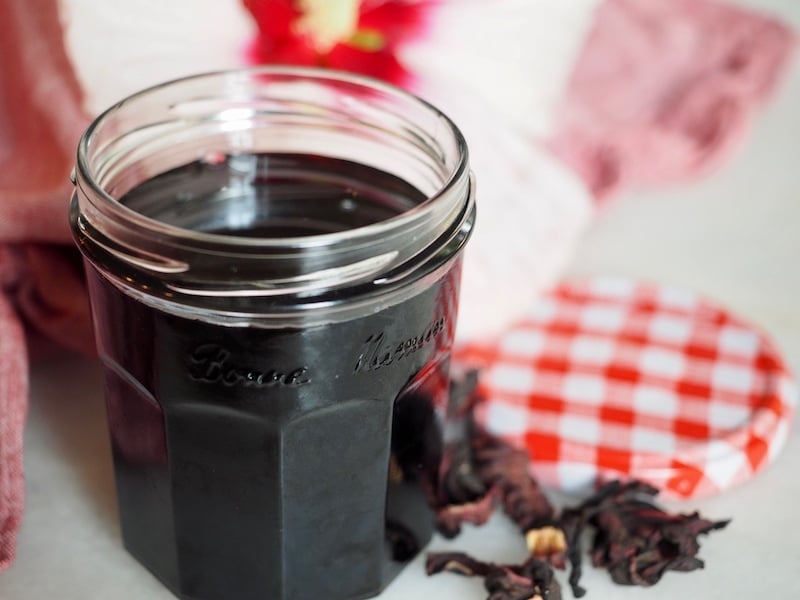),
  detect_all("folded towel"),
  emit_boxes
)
[0,292,26,571]
[0,1,94,569]
[551,0,797,202]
